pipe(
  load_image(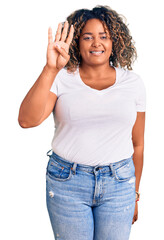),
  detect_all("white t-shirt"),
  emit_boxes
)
[50,66,146,165]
